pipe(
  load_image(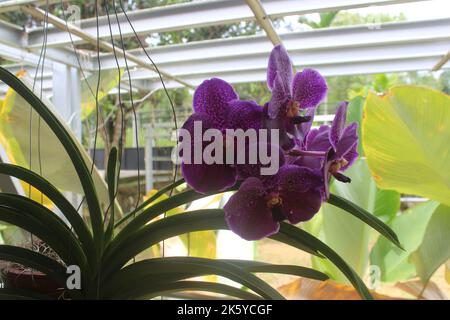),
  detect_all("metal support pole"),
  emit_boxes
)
[52,61,82,209]
[144,124,154,193]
